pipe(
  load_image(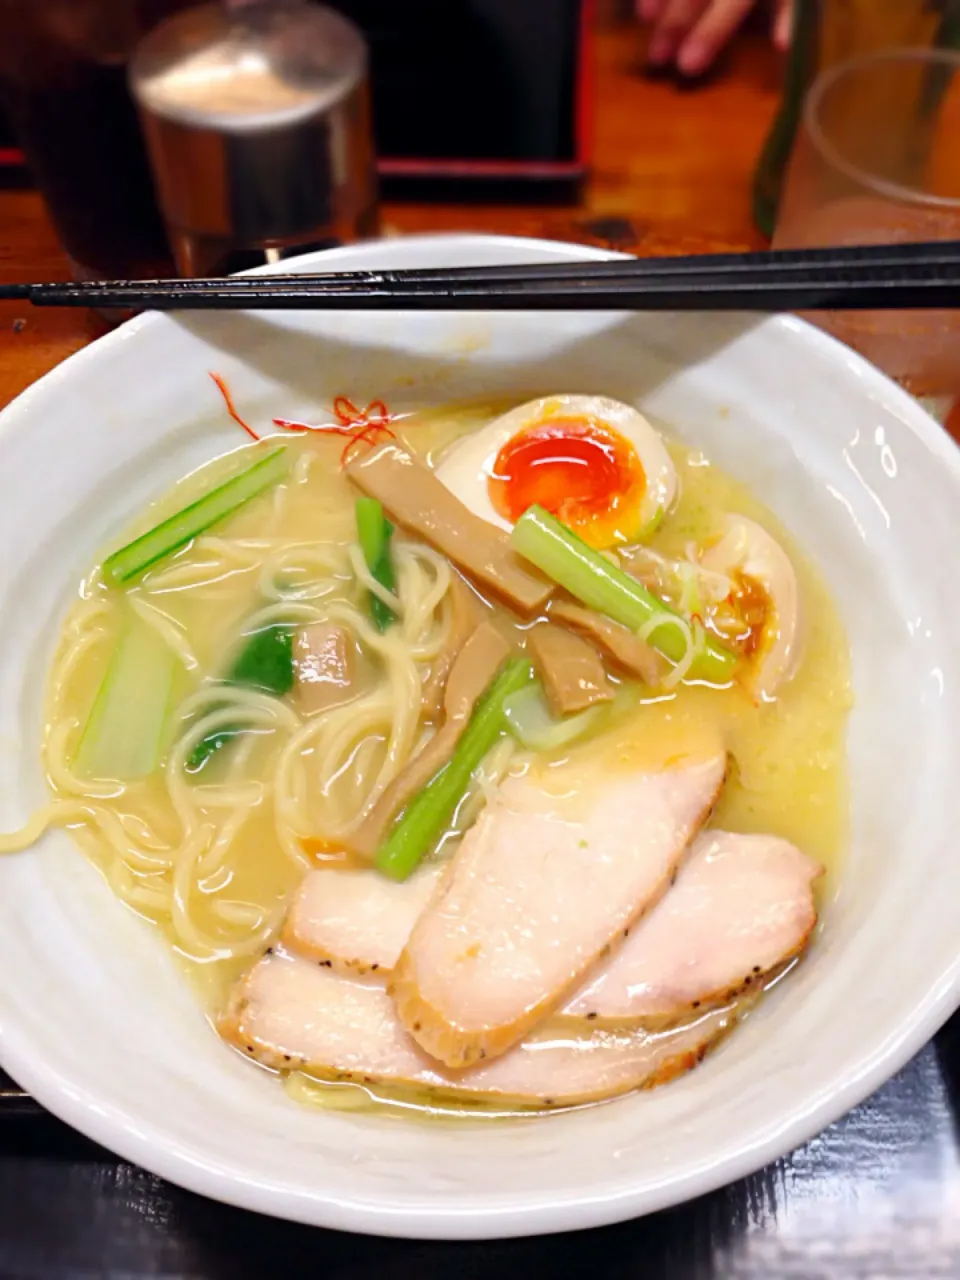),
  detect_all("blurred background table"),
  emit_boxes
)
[0,13,958,1280]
